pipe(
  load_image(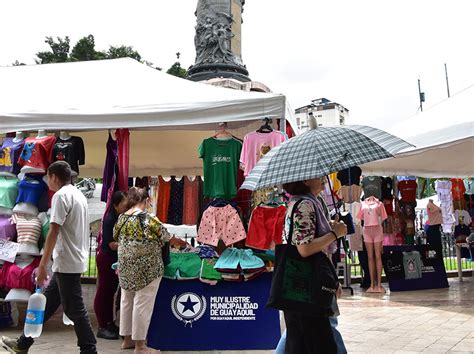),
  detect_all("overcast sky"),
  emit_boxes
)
[1,0,473,130]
